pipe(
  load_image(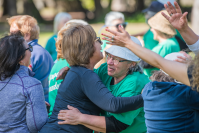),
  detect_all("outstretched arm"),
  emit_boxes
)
[102,25,190,86]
